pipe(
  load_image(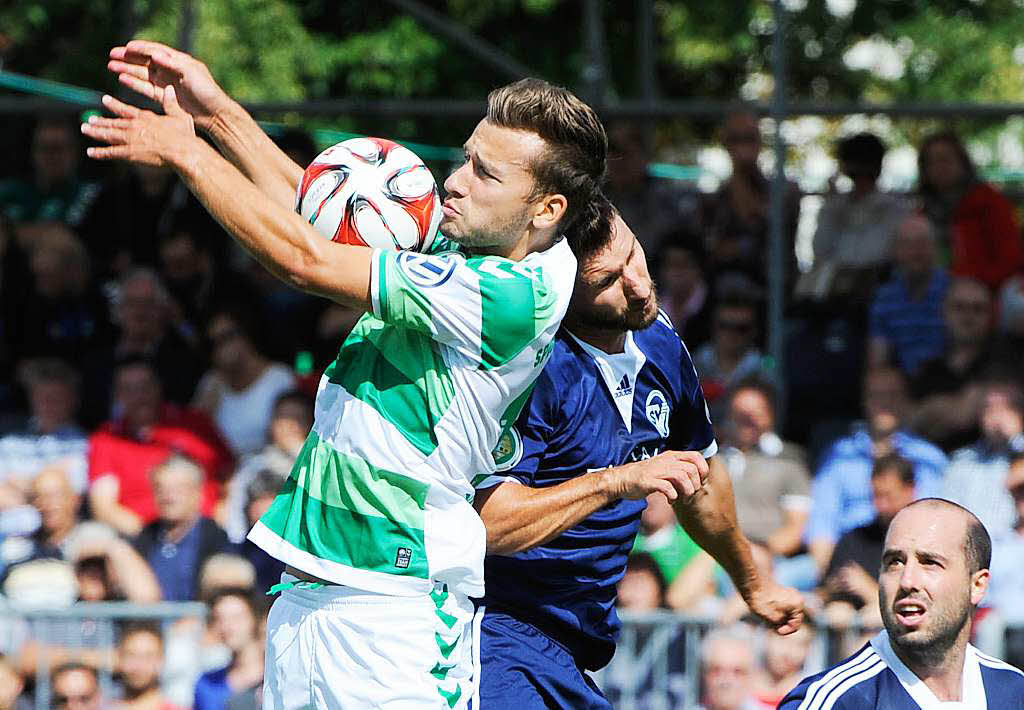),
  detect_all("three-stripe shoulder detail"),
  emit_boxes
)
[798,647,885,710]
